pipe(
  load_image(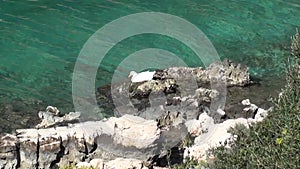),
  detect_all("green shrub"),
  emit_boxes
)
[209,31,300,168]
[171,156,208,169]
